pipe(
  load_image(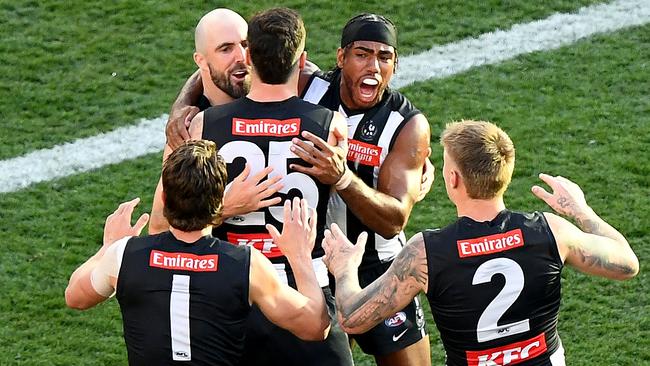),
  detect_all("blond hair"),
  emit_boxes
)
[440,120,515,199]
